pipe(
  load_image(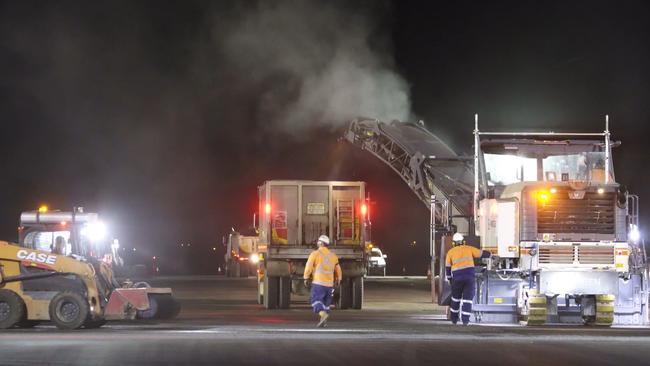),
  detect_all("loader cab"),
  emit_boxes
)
[18,209,110,261]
